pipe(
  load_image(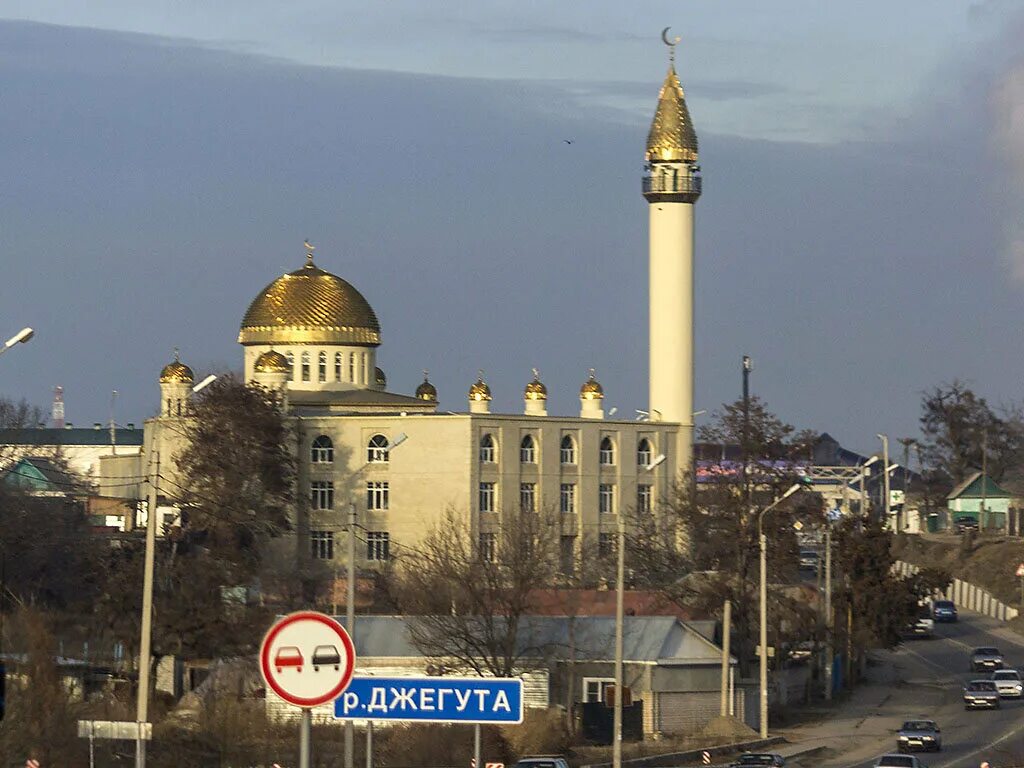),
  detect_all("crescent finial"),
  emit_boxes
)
[661,26,681,62]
